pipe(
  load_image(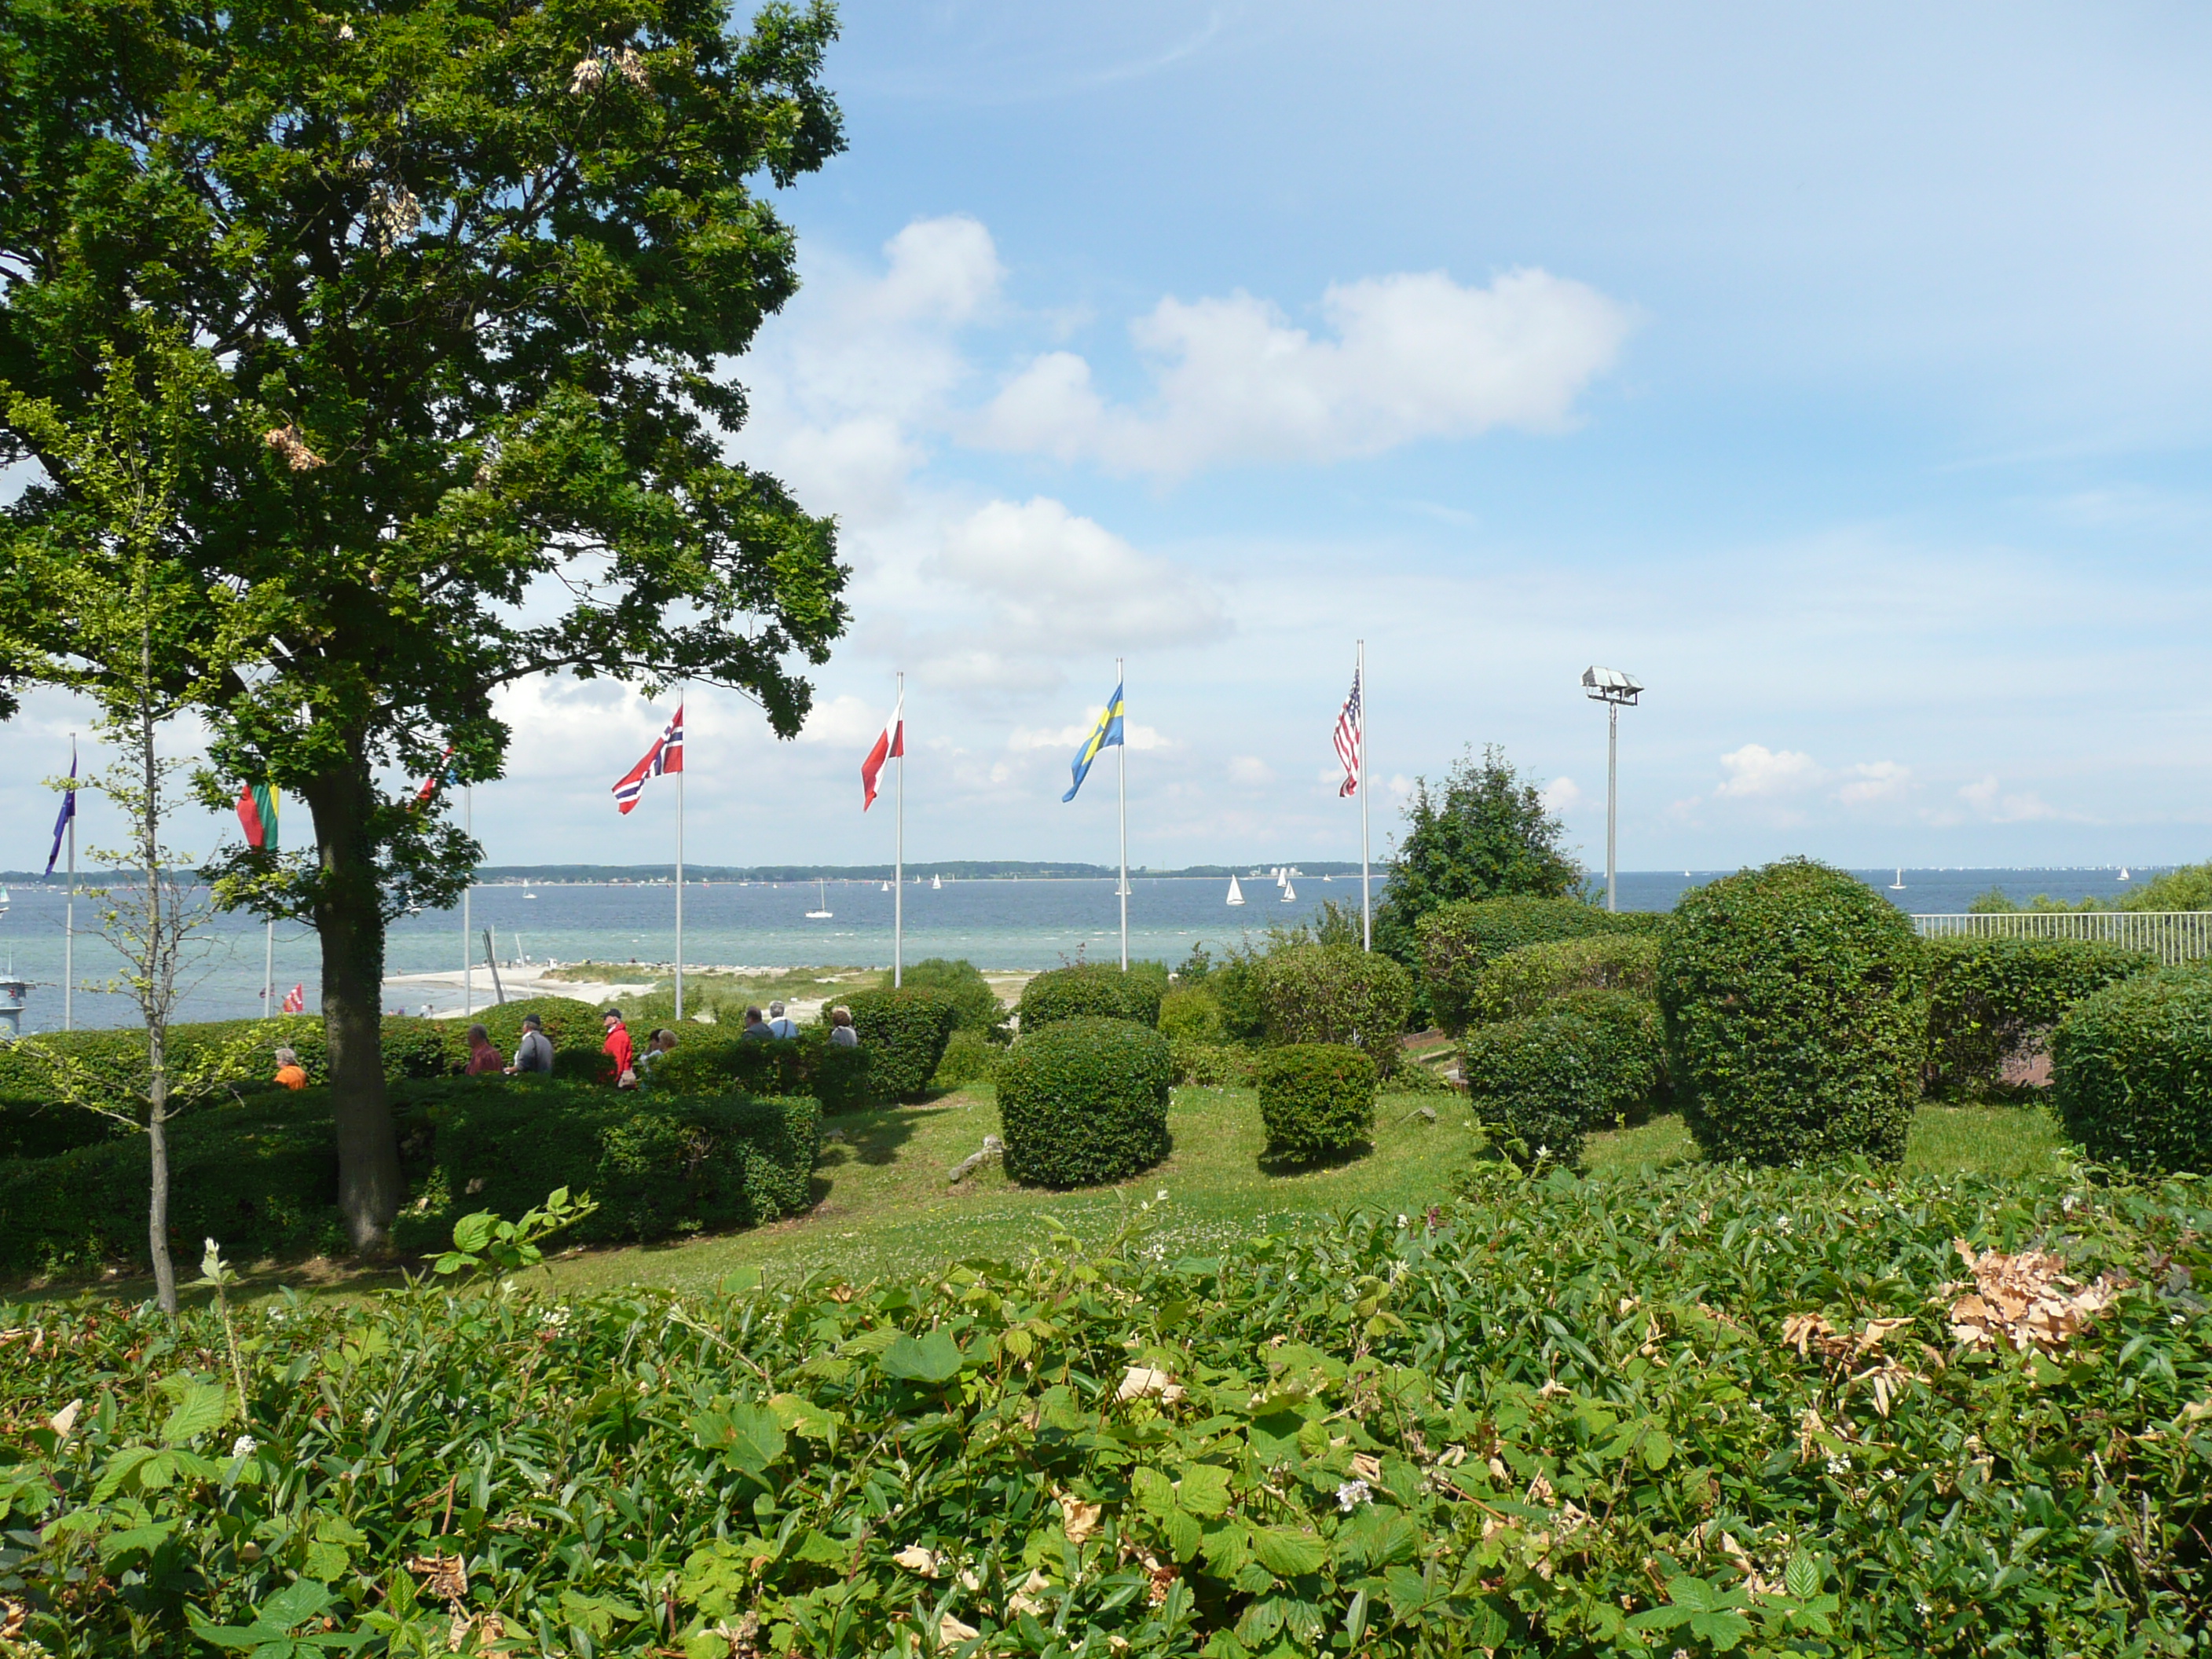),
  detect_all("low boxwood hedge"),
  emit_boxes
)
[1925,936,2155,1099]
[1660,858,1925,1166]
[1460,988,1665,1166]
[396,1078,818,1250]
[996,1016,1171,1186]
[840,987,959,1101]
[878,958,1009,1042]
[929,1027,999,1089]
[1016,962,1169,1032]
[1155,983,1227,1044]
[1463,933,1661,1027]
[1257,945,1414,1076]
[1254,1042,1377,1163]
[1169,1038,1257,1087]
[1415,895,1639,1031]
[2052,965,2212,1175]
[648,1028,871,1113]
